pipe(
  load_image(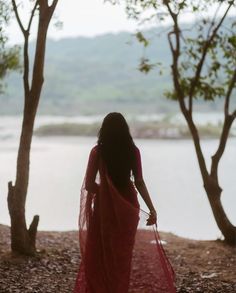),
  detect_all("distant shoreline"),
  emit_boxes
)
[34,121,236,140]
